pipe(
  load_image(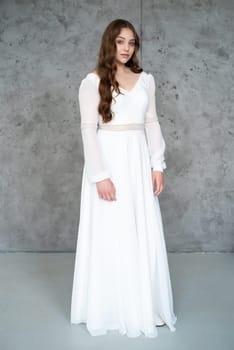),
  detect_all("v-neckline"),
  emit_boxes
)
[118,71,144,93]
[89,71,144,93]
